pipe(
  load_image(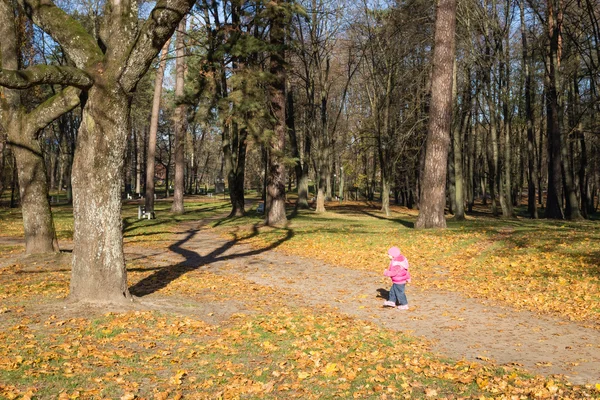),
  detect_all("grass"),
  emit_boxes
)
[0,196,231,243]
[2,196,600,398]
